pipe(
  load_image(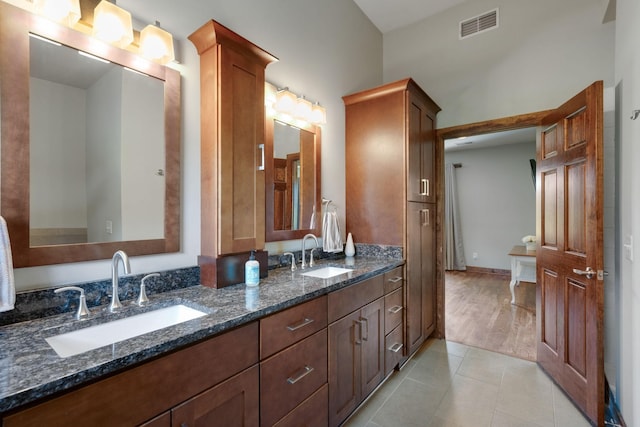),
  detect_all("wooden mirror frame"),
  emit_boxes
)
[0,3,181,267]
[265,117,321,242]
